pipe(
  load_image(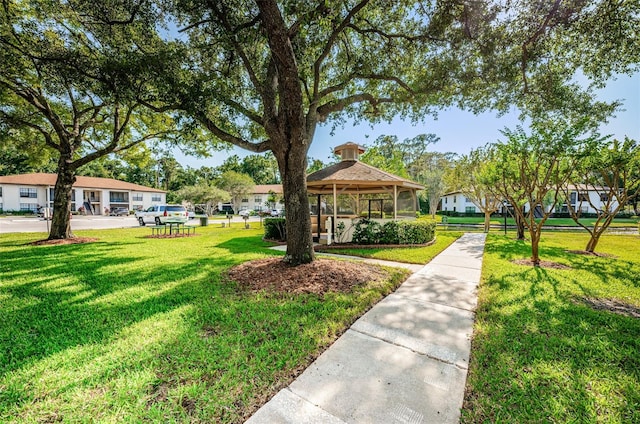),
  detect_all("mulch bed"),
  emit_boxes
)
[566,250,616,258]
[578,297,640,319]
[28,237,98,246]
[228,257,388,295]
[512,259,572,269]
